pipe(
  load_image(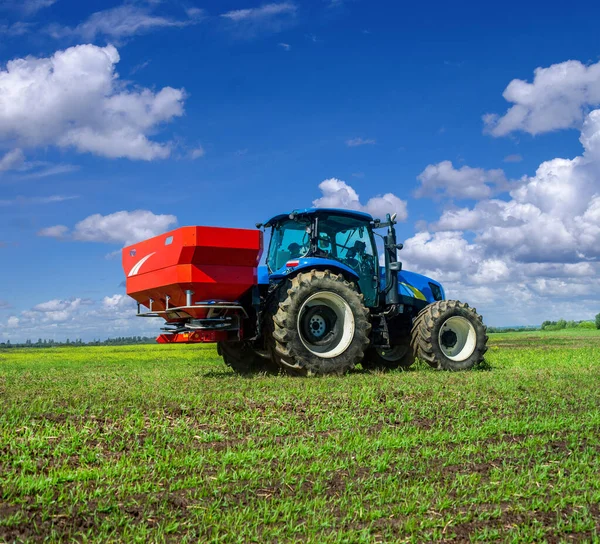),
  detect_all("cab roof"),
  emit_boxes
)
[263,208,373,227]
